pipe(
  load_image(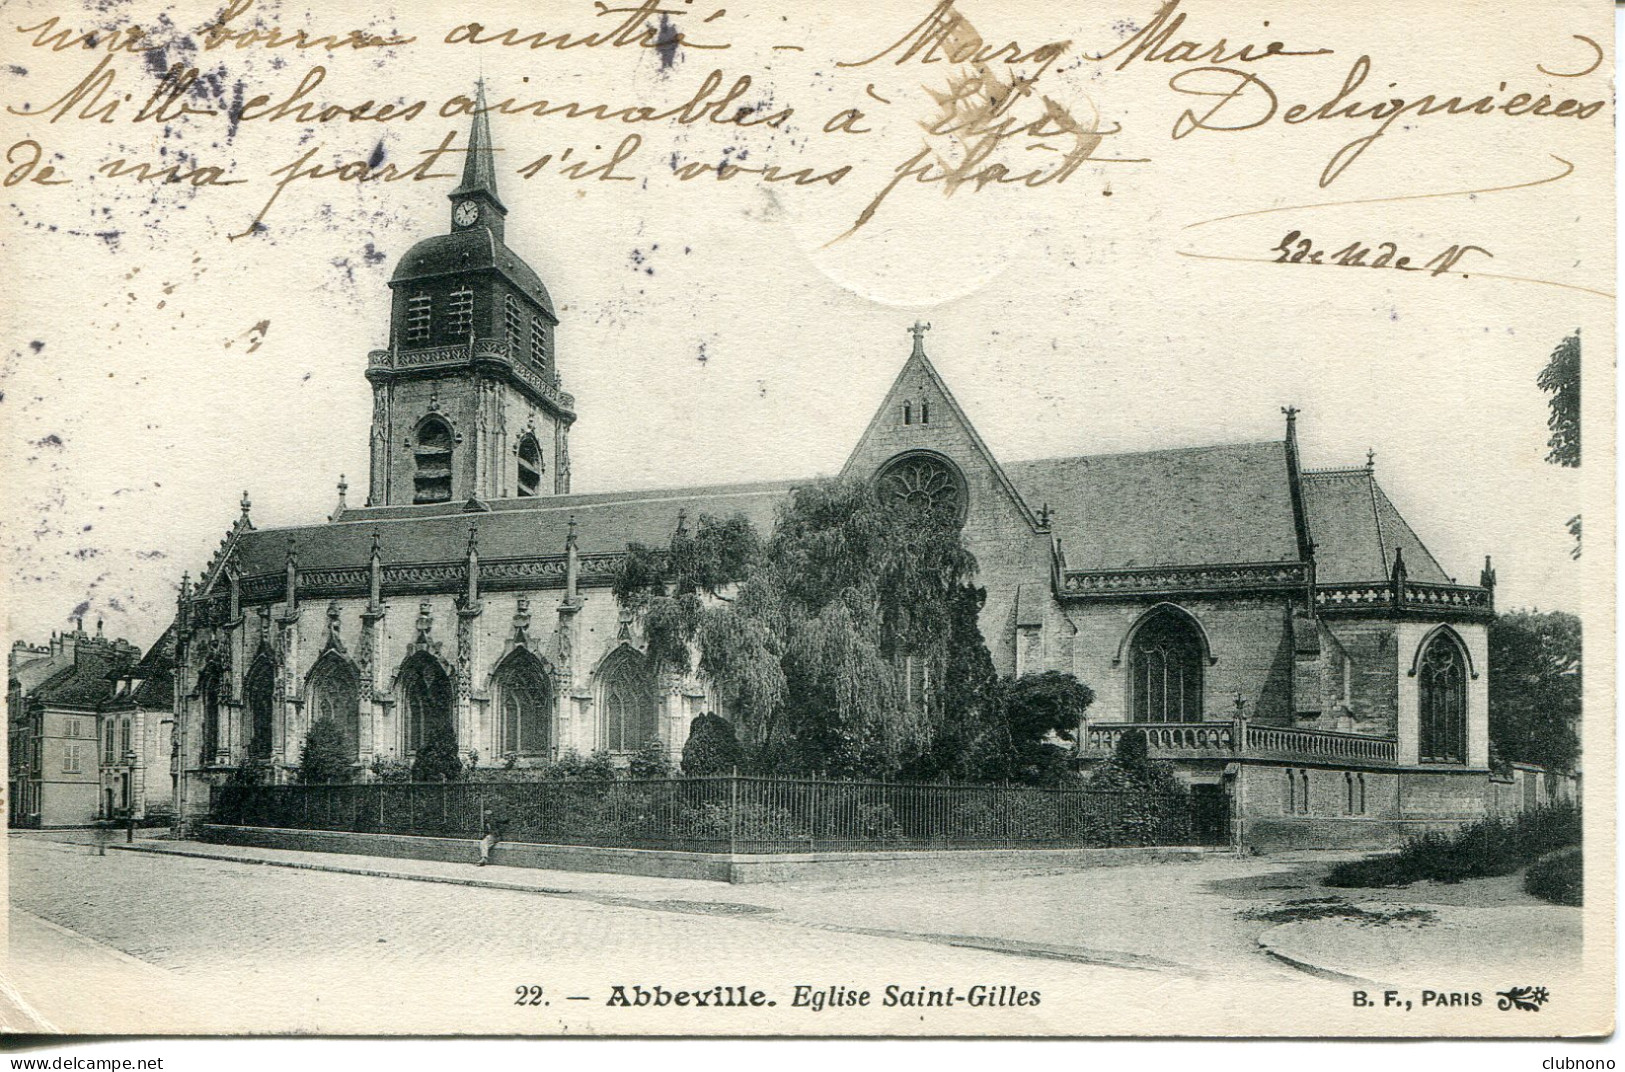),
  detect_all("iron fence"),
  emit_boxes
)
[209,775,1230,852]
